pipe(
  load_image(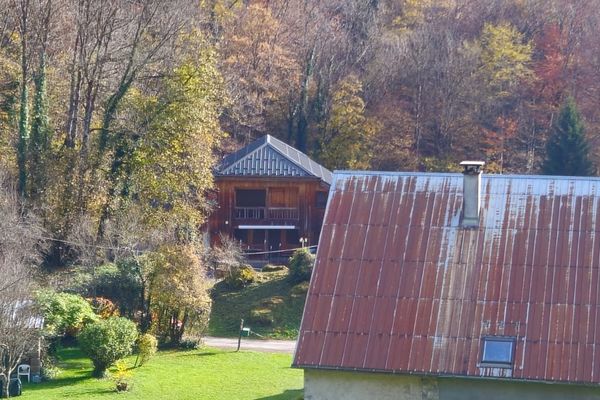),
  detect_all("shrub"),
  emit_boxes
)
[178,338,202,350]
[224,264,256,289]
[248,308,274,326]
[78,316,138,377]
[290,281,310,297]
[87,297,120,318]
[112,360,132,392]
[35,290,98,337]
[136,334,158,367]
[40,363,61,381]
[261,264,288,273]
[288,248,315,283]
[93,260,143,317]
